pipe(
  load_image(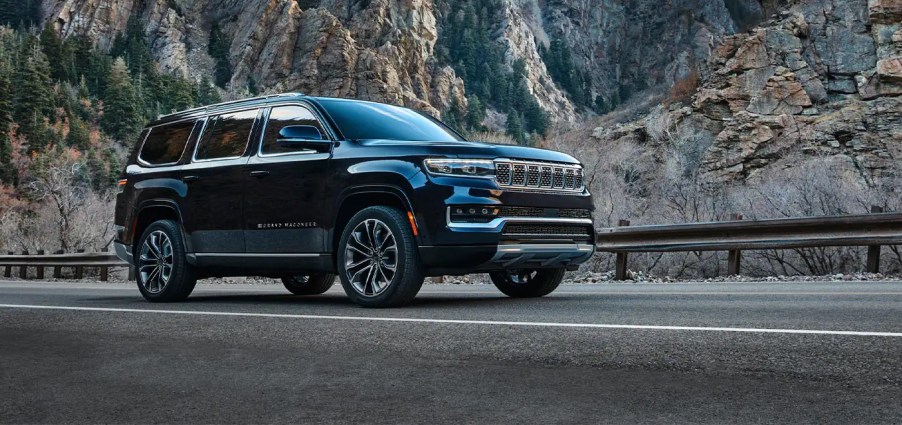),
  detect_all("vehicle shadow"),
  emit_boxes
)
[179,292,533,309]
